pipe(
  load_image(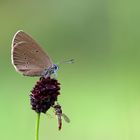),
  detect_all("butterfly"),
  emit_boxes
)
[11,30,58,77]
